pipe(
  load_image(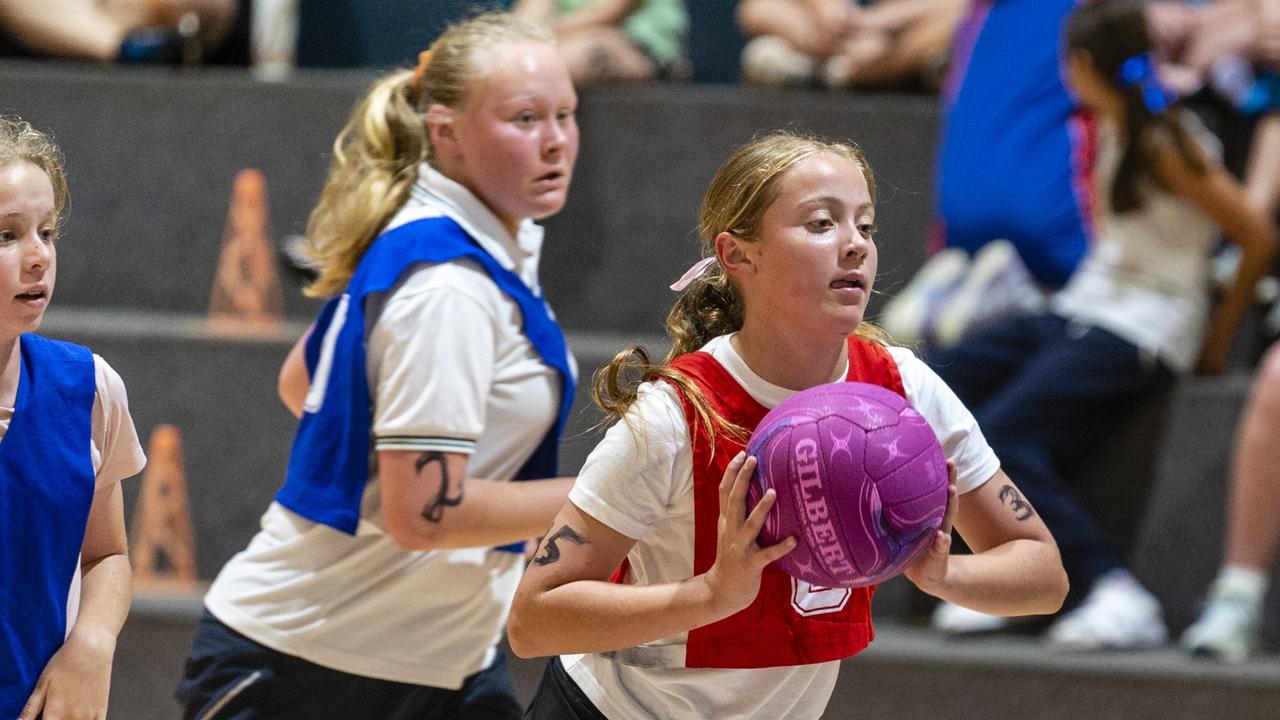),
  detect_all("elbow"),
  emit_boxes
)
[1037,547,1069,614]
[1046,565,1069,614]
[506,600,547,659]
[384,513,441,552]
